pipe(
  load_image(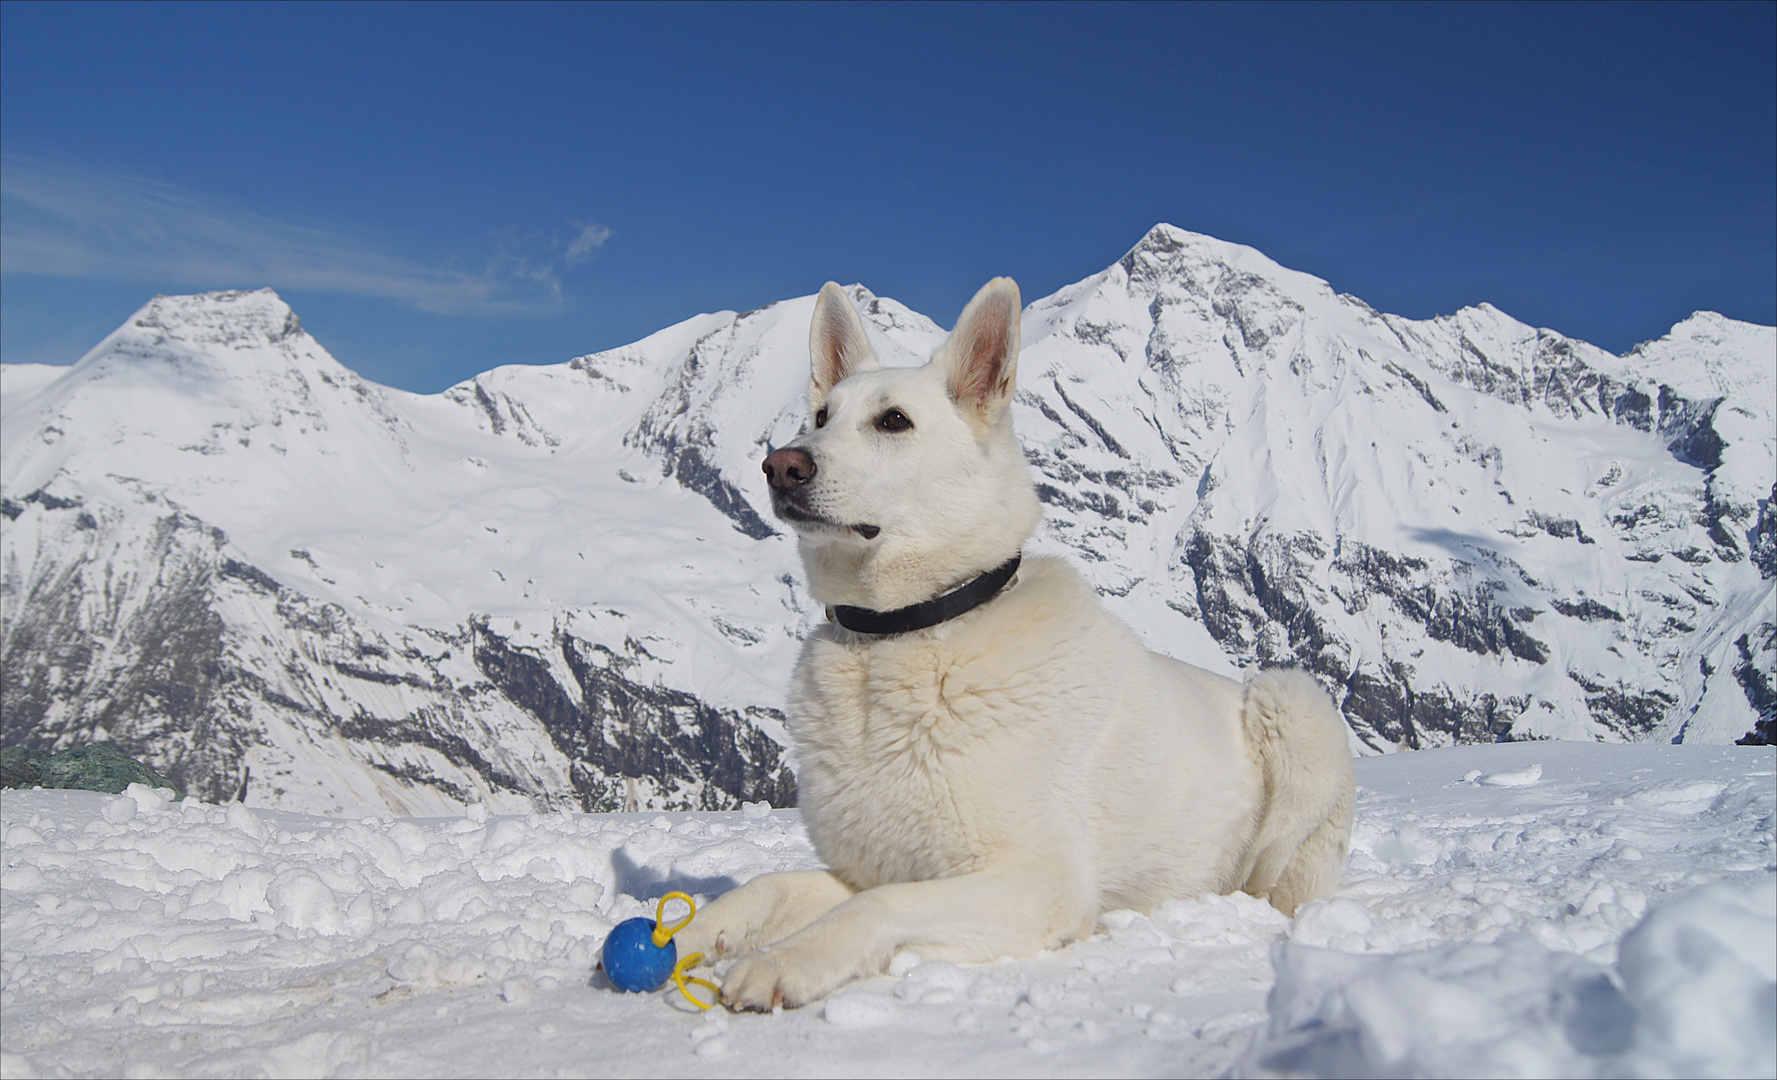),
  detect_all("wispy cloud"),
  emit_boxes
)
[0,156,609,315]
[565,221,613,266]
